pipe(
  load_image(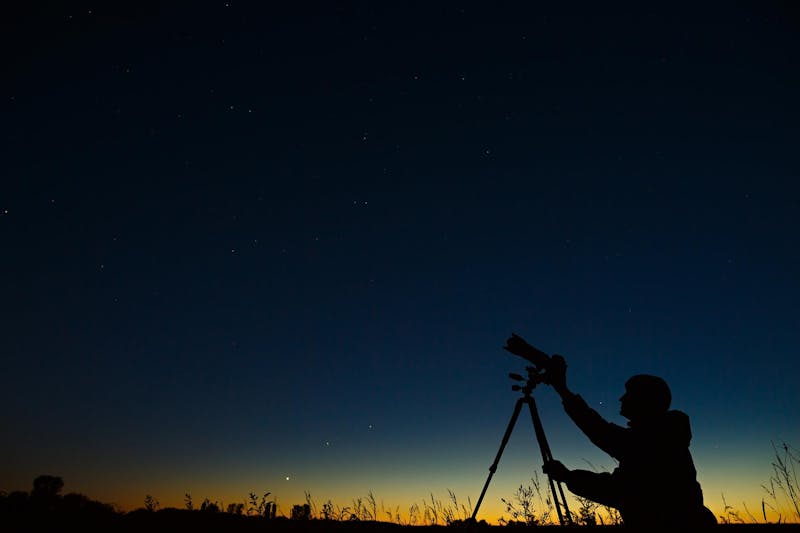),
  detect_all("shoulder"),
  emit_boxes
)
[659,410,693,445]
